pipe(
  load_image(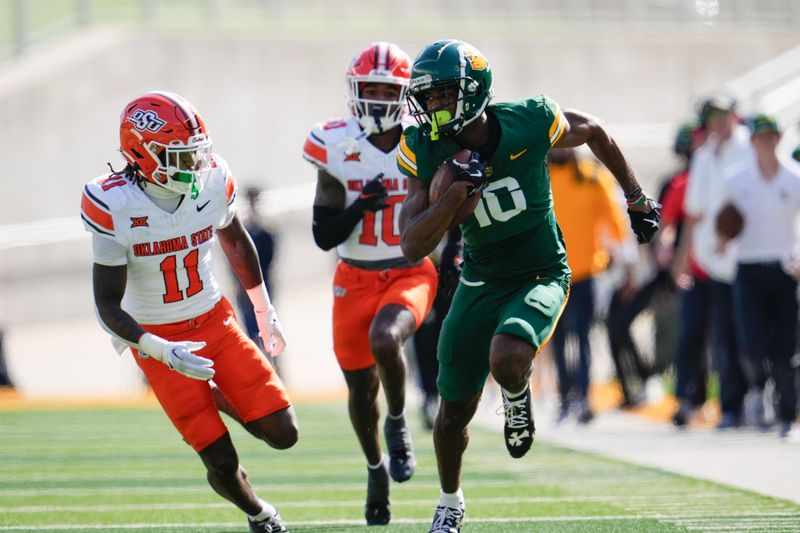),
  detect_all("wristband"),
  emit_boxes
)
[624,186,642,200]
[626,193,647,208]
[246,283,272,313]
